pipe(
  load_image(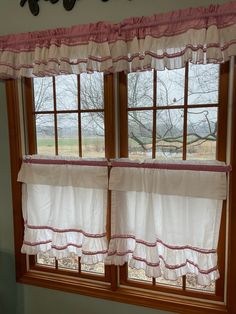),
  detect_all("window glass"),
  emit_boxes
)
[128,111,153,159]
[33,77,54,111]
[55,74,78,110]
[187,108,217,160]
[157,68,185,106]
[156,109,183,159]
[80,72,104,109]
[35,114,55,155]
[188,64,219,105]
[81,112,105,158]
[57,113,79,156]
[128,71,153,108]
